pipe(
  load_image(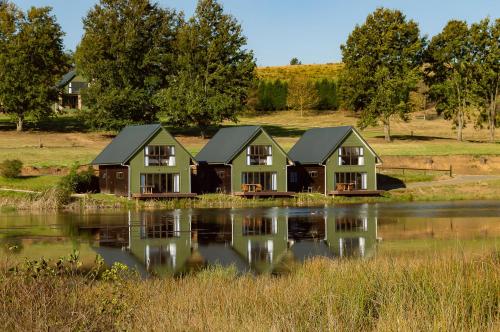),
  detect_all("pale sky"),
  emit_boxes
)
[16,0,500,66]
